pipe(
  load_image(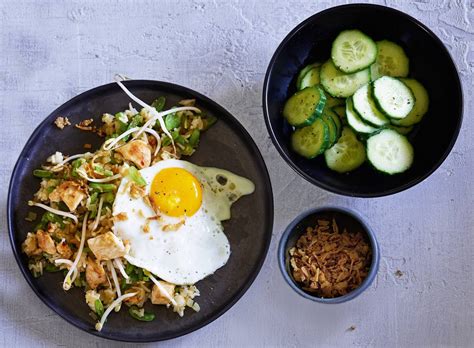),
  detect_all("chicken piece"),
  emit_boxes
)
[49,181,86,212]
[36,230,56,254]
[87,232,126,261]
[56,239,73,259]
[85,257,107,289]
[22,232,41,256]
[116,140,151,168]
[123,286,148,307]
[151,281,175,305]
[99,288,116,306]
